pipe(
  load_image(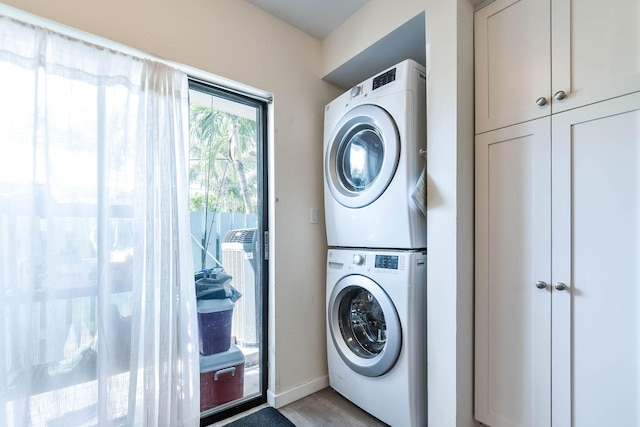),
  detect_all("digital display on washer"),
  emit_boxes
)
[372,68,396,90]
[375,255,399,270]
